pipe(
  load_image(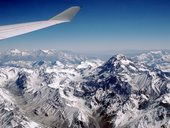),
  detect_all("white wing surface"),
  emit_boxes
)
[0,6,80,40]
